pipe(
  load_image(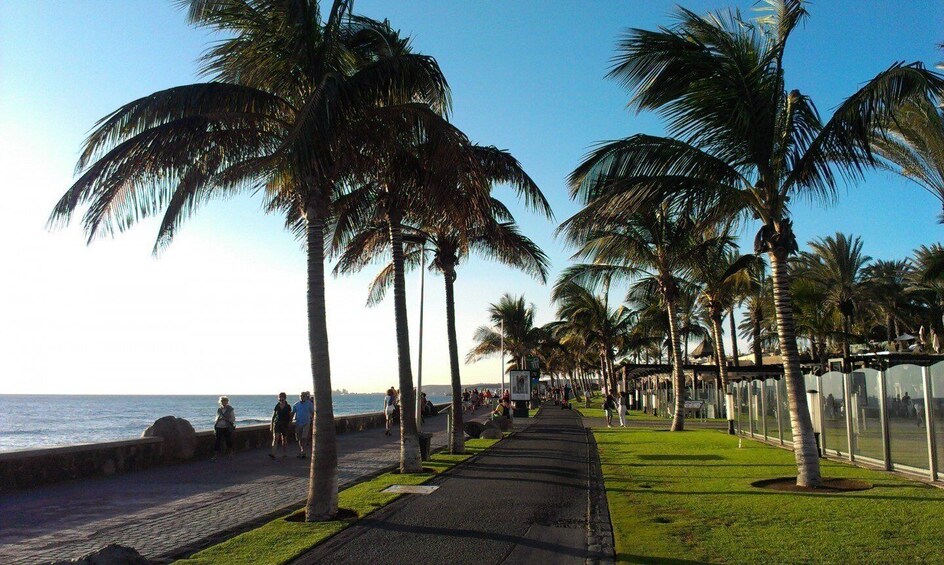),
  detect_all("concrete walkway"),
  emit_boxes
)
[292,404,601,565]
[0,407,490,565]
